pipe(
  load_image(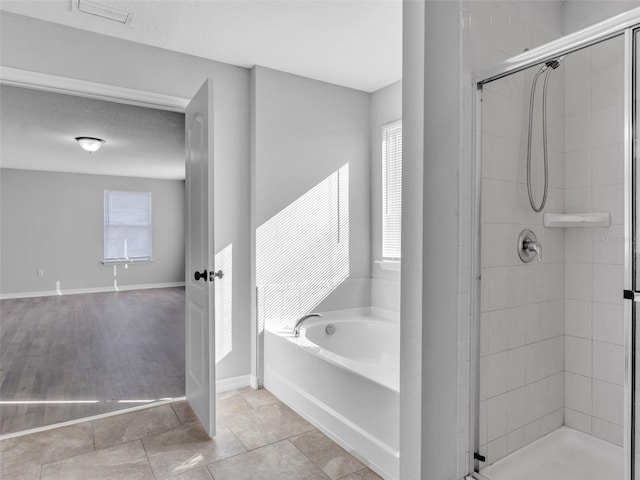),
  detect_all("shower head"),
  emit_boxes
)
[539,56,564,72]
